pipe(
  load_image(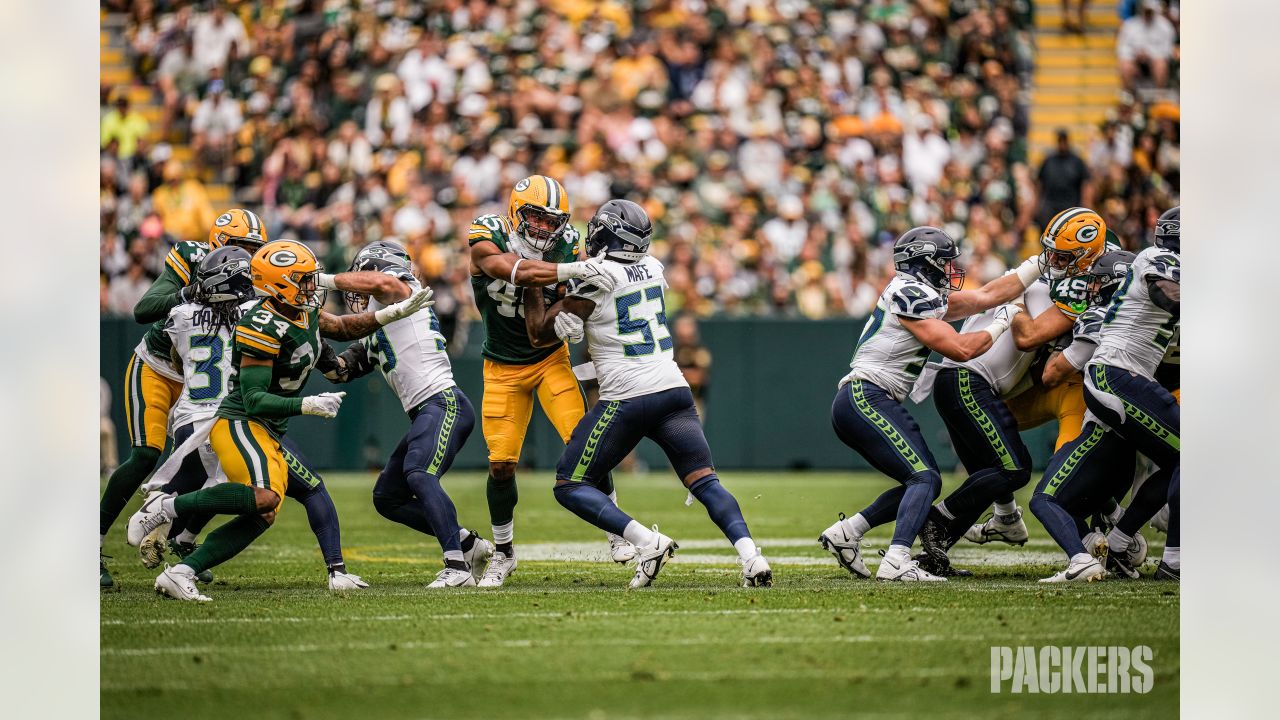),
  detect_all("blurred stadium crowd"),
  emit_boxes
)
[101,0,1179,331]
